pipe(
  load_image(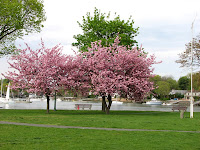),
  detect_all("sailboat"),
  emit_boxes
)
[0,79,4,107]
[1,78,3,98]
[146,97,162,105]
[6,82,10,101]
[0,81,10,103]
[112,96,123,104]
